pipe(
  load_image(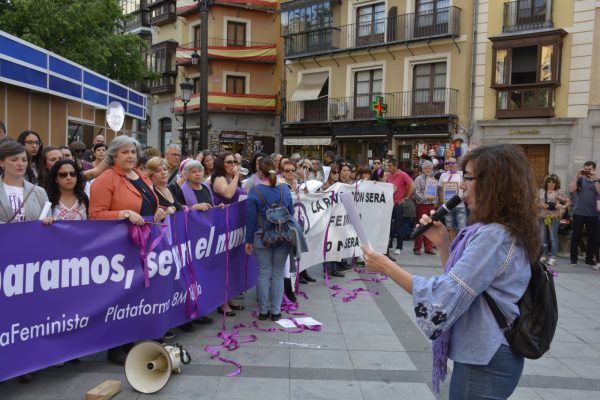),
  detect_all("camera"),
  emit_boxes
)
[546,201,557,211]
